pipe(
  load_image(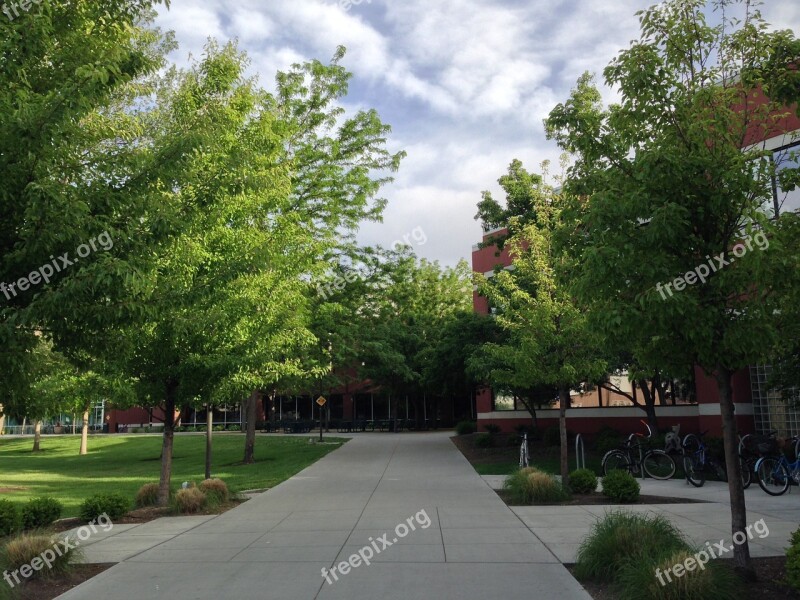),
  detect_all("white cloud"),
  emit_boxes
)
[154,0,800,267]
